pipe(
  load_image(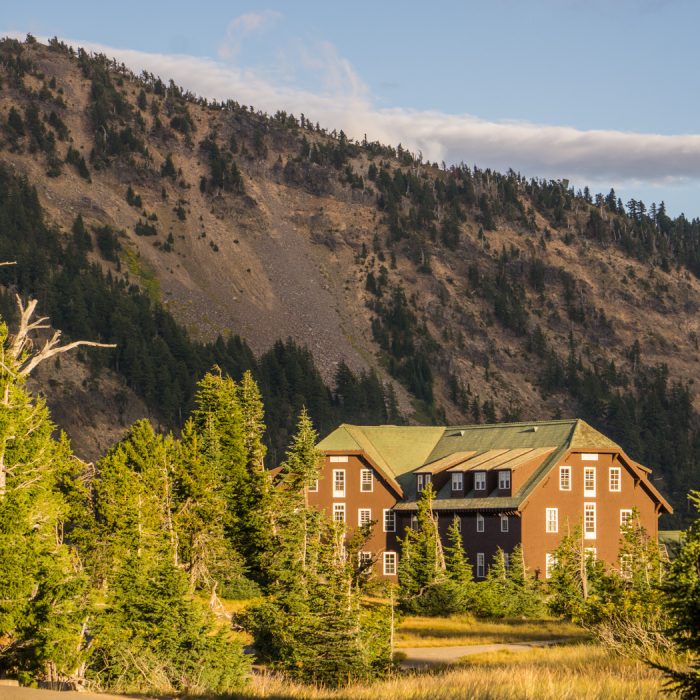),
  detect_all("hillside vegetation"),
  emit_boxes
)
[0,36,699,522]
